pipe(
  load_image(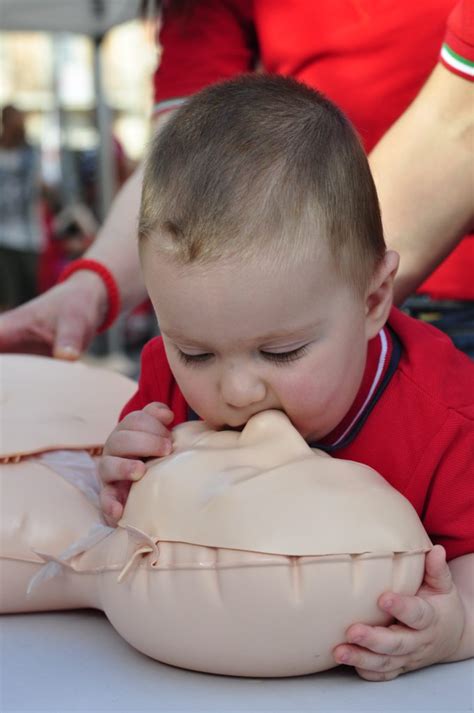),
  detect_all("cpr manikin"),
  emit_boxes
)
[0,355,432,677]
